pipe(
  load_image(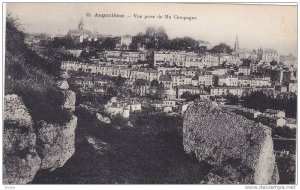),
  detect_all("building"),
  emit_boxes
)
[218,75,238,87]
[275,85,288,93]
[288,82,297,93]
[159,74,172,88]
[198,72,213,86]
[67,18,93,43]
[264,109,285,118]
[257,115,286,127]
[210,87,244,97]
[177,86,202,98]
[233,35,240,54]
[238,66,251,75]
[116,35,132,50]
[258,48,279,63]
[105,97,142,118]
